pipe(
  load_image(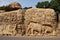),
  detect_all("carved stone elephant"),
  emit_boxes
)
[26,22,42,36]
[45,27,56,36]
[45,26,53,34]
[42,24,56,36]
